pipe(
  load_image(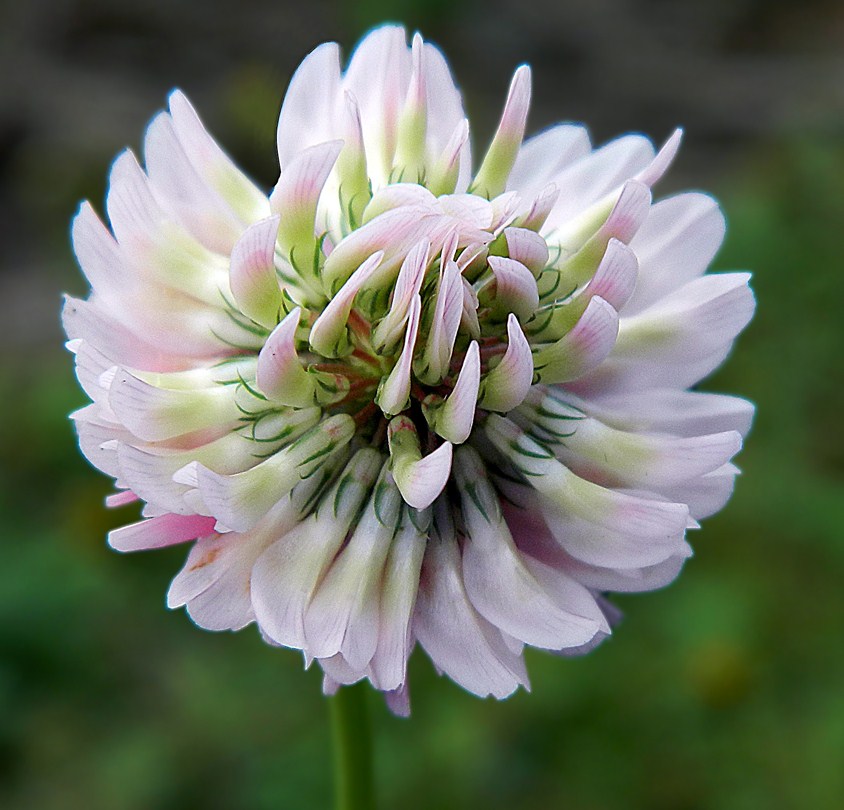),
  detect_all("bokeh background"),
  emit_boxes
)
[2,0,843,808]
